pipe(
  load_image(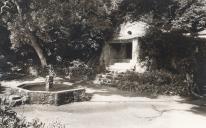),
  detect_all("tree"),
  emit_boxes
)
[0,0,114,67]
[170,0,206,34]
[0,0,63,67]
[119,0,206,35]
[117,0,206,73]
